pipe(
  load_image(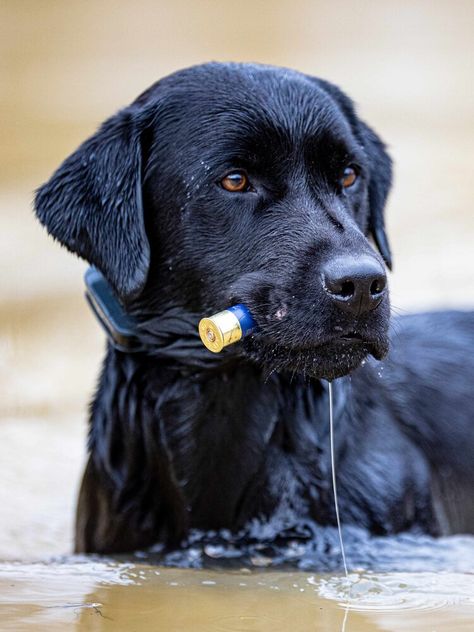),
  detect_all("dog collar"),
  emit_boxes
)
[85,267,258,356]
[84,267,145,353]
